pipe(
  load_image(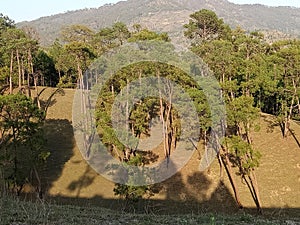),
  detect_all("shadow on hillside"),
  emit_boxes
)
[33,116,300,219]
[41,119,75,194]
[49,172,240,215]
[261,113,280,133]
[42,153,241,214]
[262,113,300,148]
[67,165,96,198]
[47,170,300,219]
